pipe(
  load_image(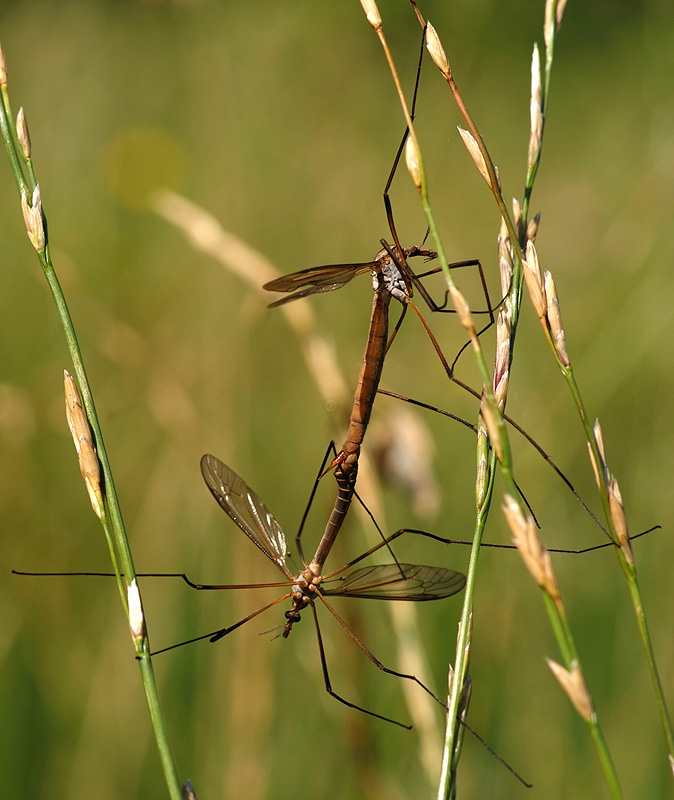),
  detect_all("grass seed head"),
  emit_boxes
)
[425,22,451,79]
[0,43,6,89]
[526,212,541,243]
[16,107,30,159]
[523,240,547,318]
[546,659,594,721]
[504,494,560,601]
[64,370,104,518]
[20,184,45,253]
[404,135,421,189]
[127,579,144,641]
[359,0,382,29]
[528,43,543,171]
[457,126,491,187]
[608,475,633,565]
[544,270,569,366]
